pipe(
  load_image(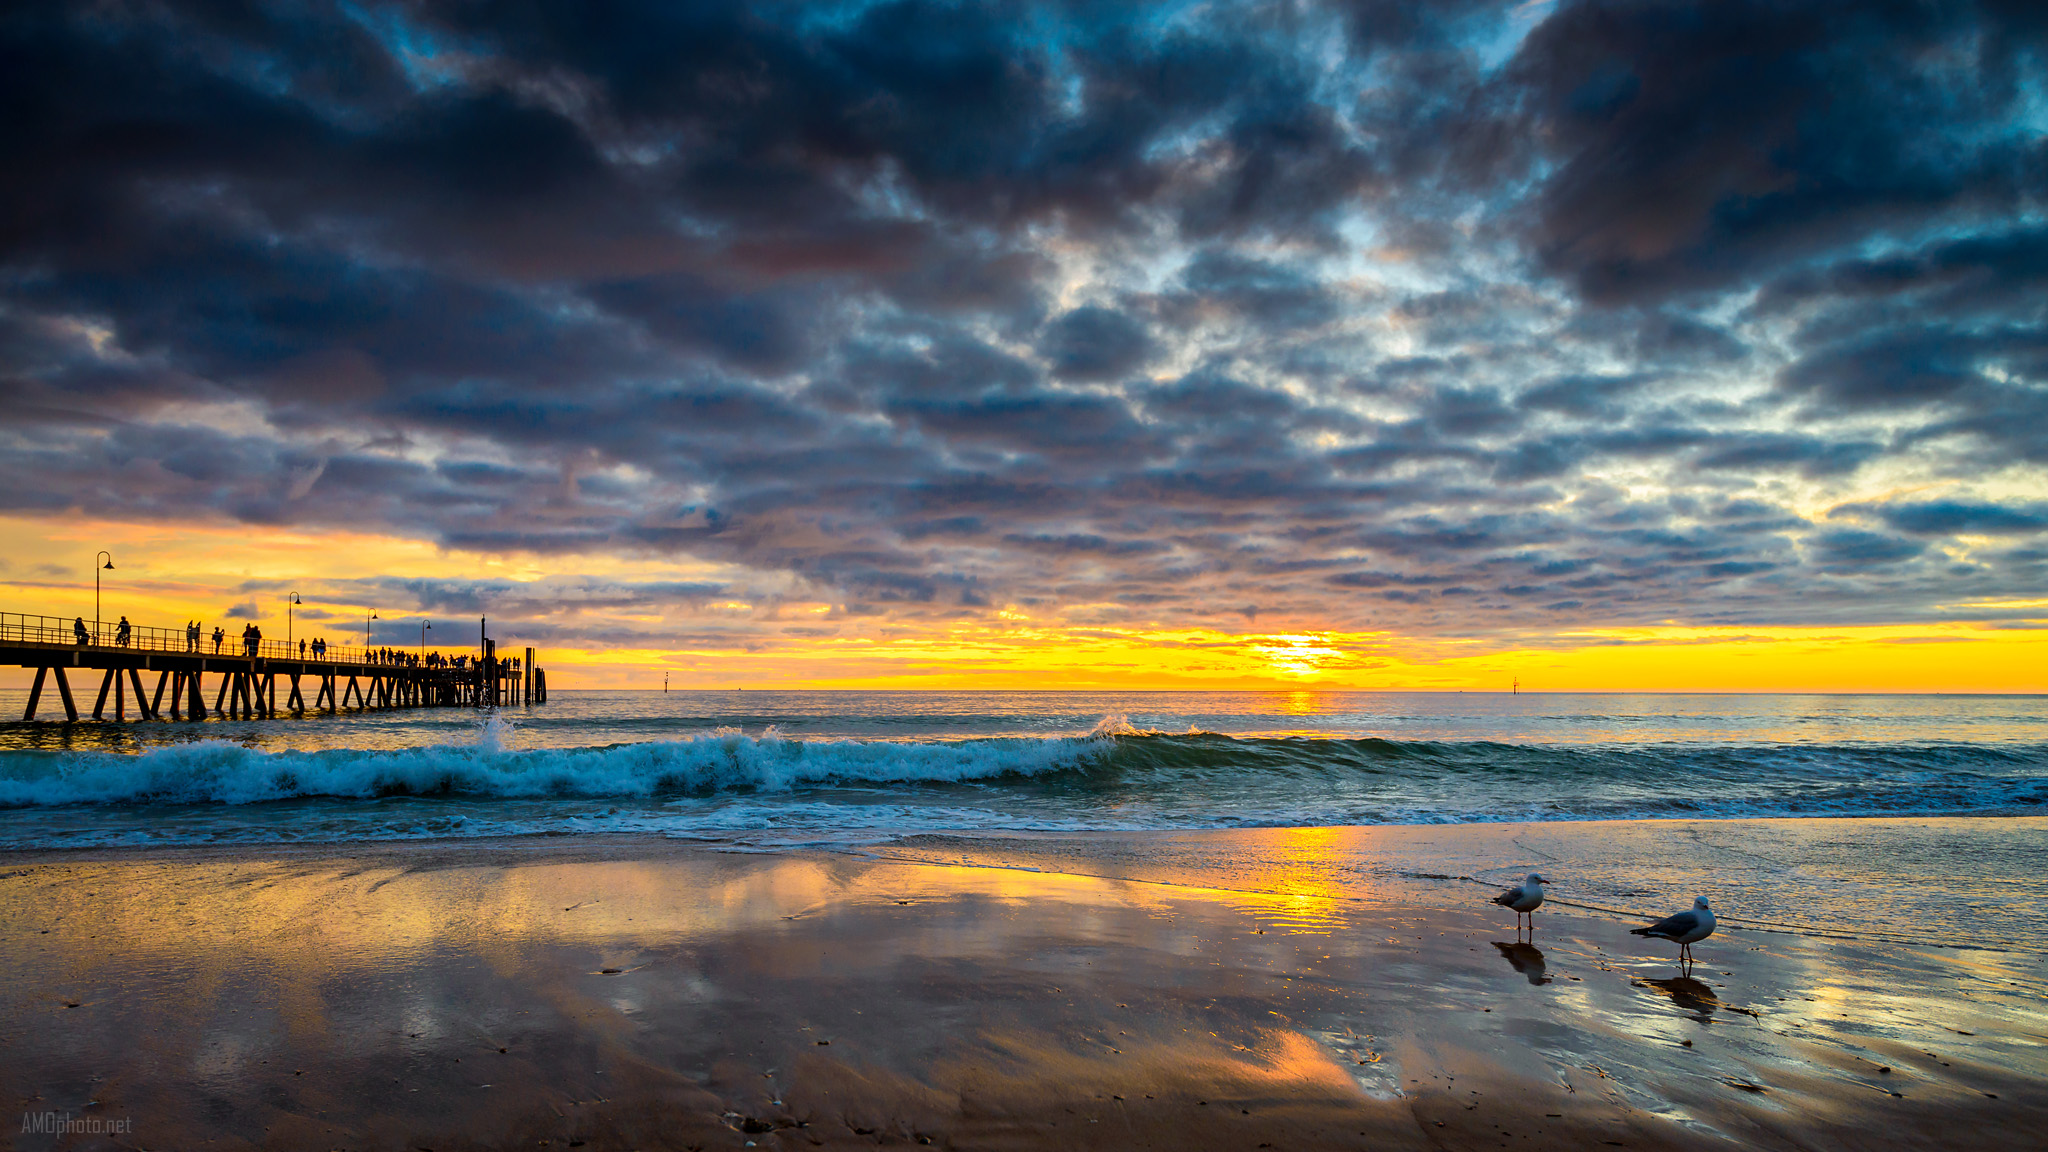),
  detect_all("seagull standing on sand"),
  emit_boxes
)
[1491,873,1548,932]
[1631,896,1716,962]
